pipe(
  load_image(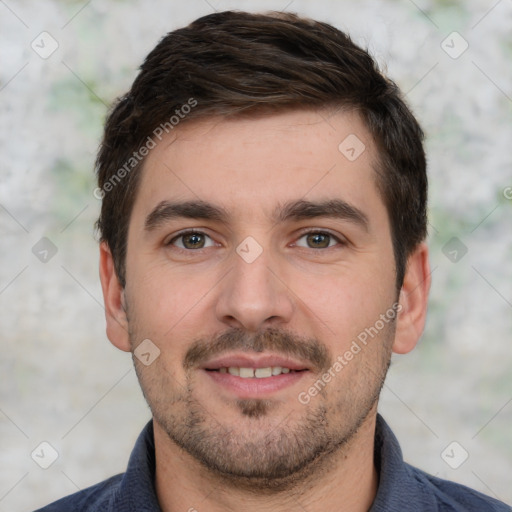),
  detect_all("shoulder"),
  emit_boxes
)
[33,473,123,512]
[33,420,157,512]
[406,463,511,511]
[372,415,510,511]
